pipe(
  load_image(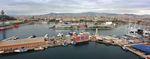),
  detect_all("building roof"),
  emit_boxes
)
[132,44,150,54]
